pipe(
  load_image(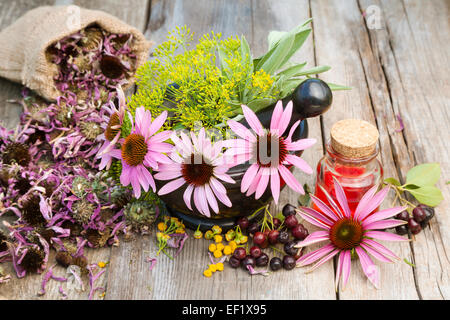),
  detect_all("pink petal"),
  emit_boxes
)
[270,100,283,131]
[353,185,378,220]
[362,206,408,225]
[286,138,316,151]
[333,178,351,217]
[183,184,194,210]
[340,250,352,291]
[355,247,380,289]
[270,167,280,204]
[210,178,232,207]
[227,120,256,143]
[204,184,219,213]
[154,170,182,181]
[242,105,264,136]
[358,187,390,221]
[246,169,261,196]
[295,231,330,247]
[149,130,172,143]
[285,154,313,174]
[278,165,304,194]
[241,163,259,193]
[286,120,301,142]
[315,184,344,219]
[360,242,393,263]
[363,219,407,230]
[309,195,339,221]
[149,111,168,136]
[193,187,203,215]
[308,248,339,272]
[157,177,185,195]
[296,206,333,230]
[198,186,210,217]
[335,251,344,291]
[148,142,173,153]
[255,168,270,199]
[364,230,409,242]
[277,101,293,136]
[120,164,132,186]
[297,243,335,266]
[362,239,400,260]
[131,174,141,198]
